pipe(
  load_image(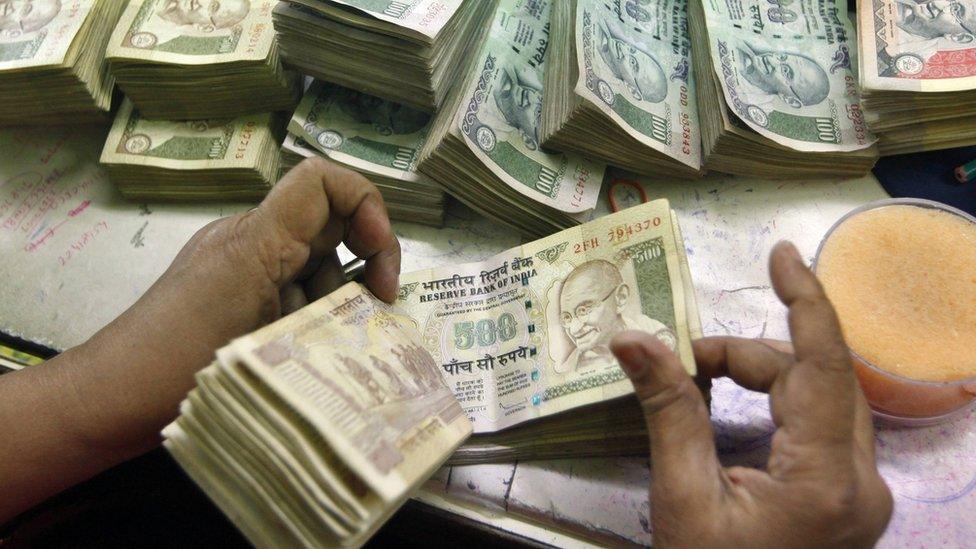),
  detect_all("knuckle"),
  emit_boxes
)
[813,482,859,523]
[639,375,698,417]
